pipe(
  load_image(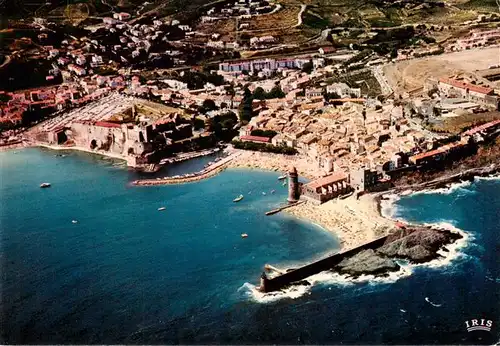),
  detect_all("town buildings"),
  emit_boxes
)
[437,78,500,110]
